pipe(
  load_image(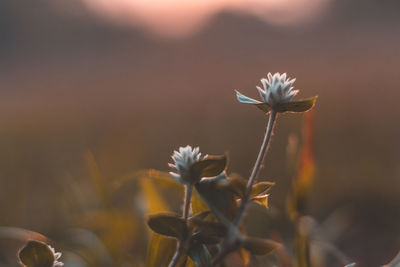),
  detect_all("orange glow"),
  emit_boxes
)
[82,0,331,37]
